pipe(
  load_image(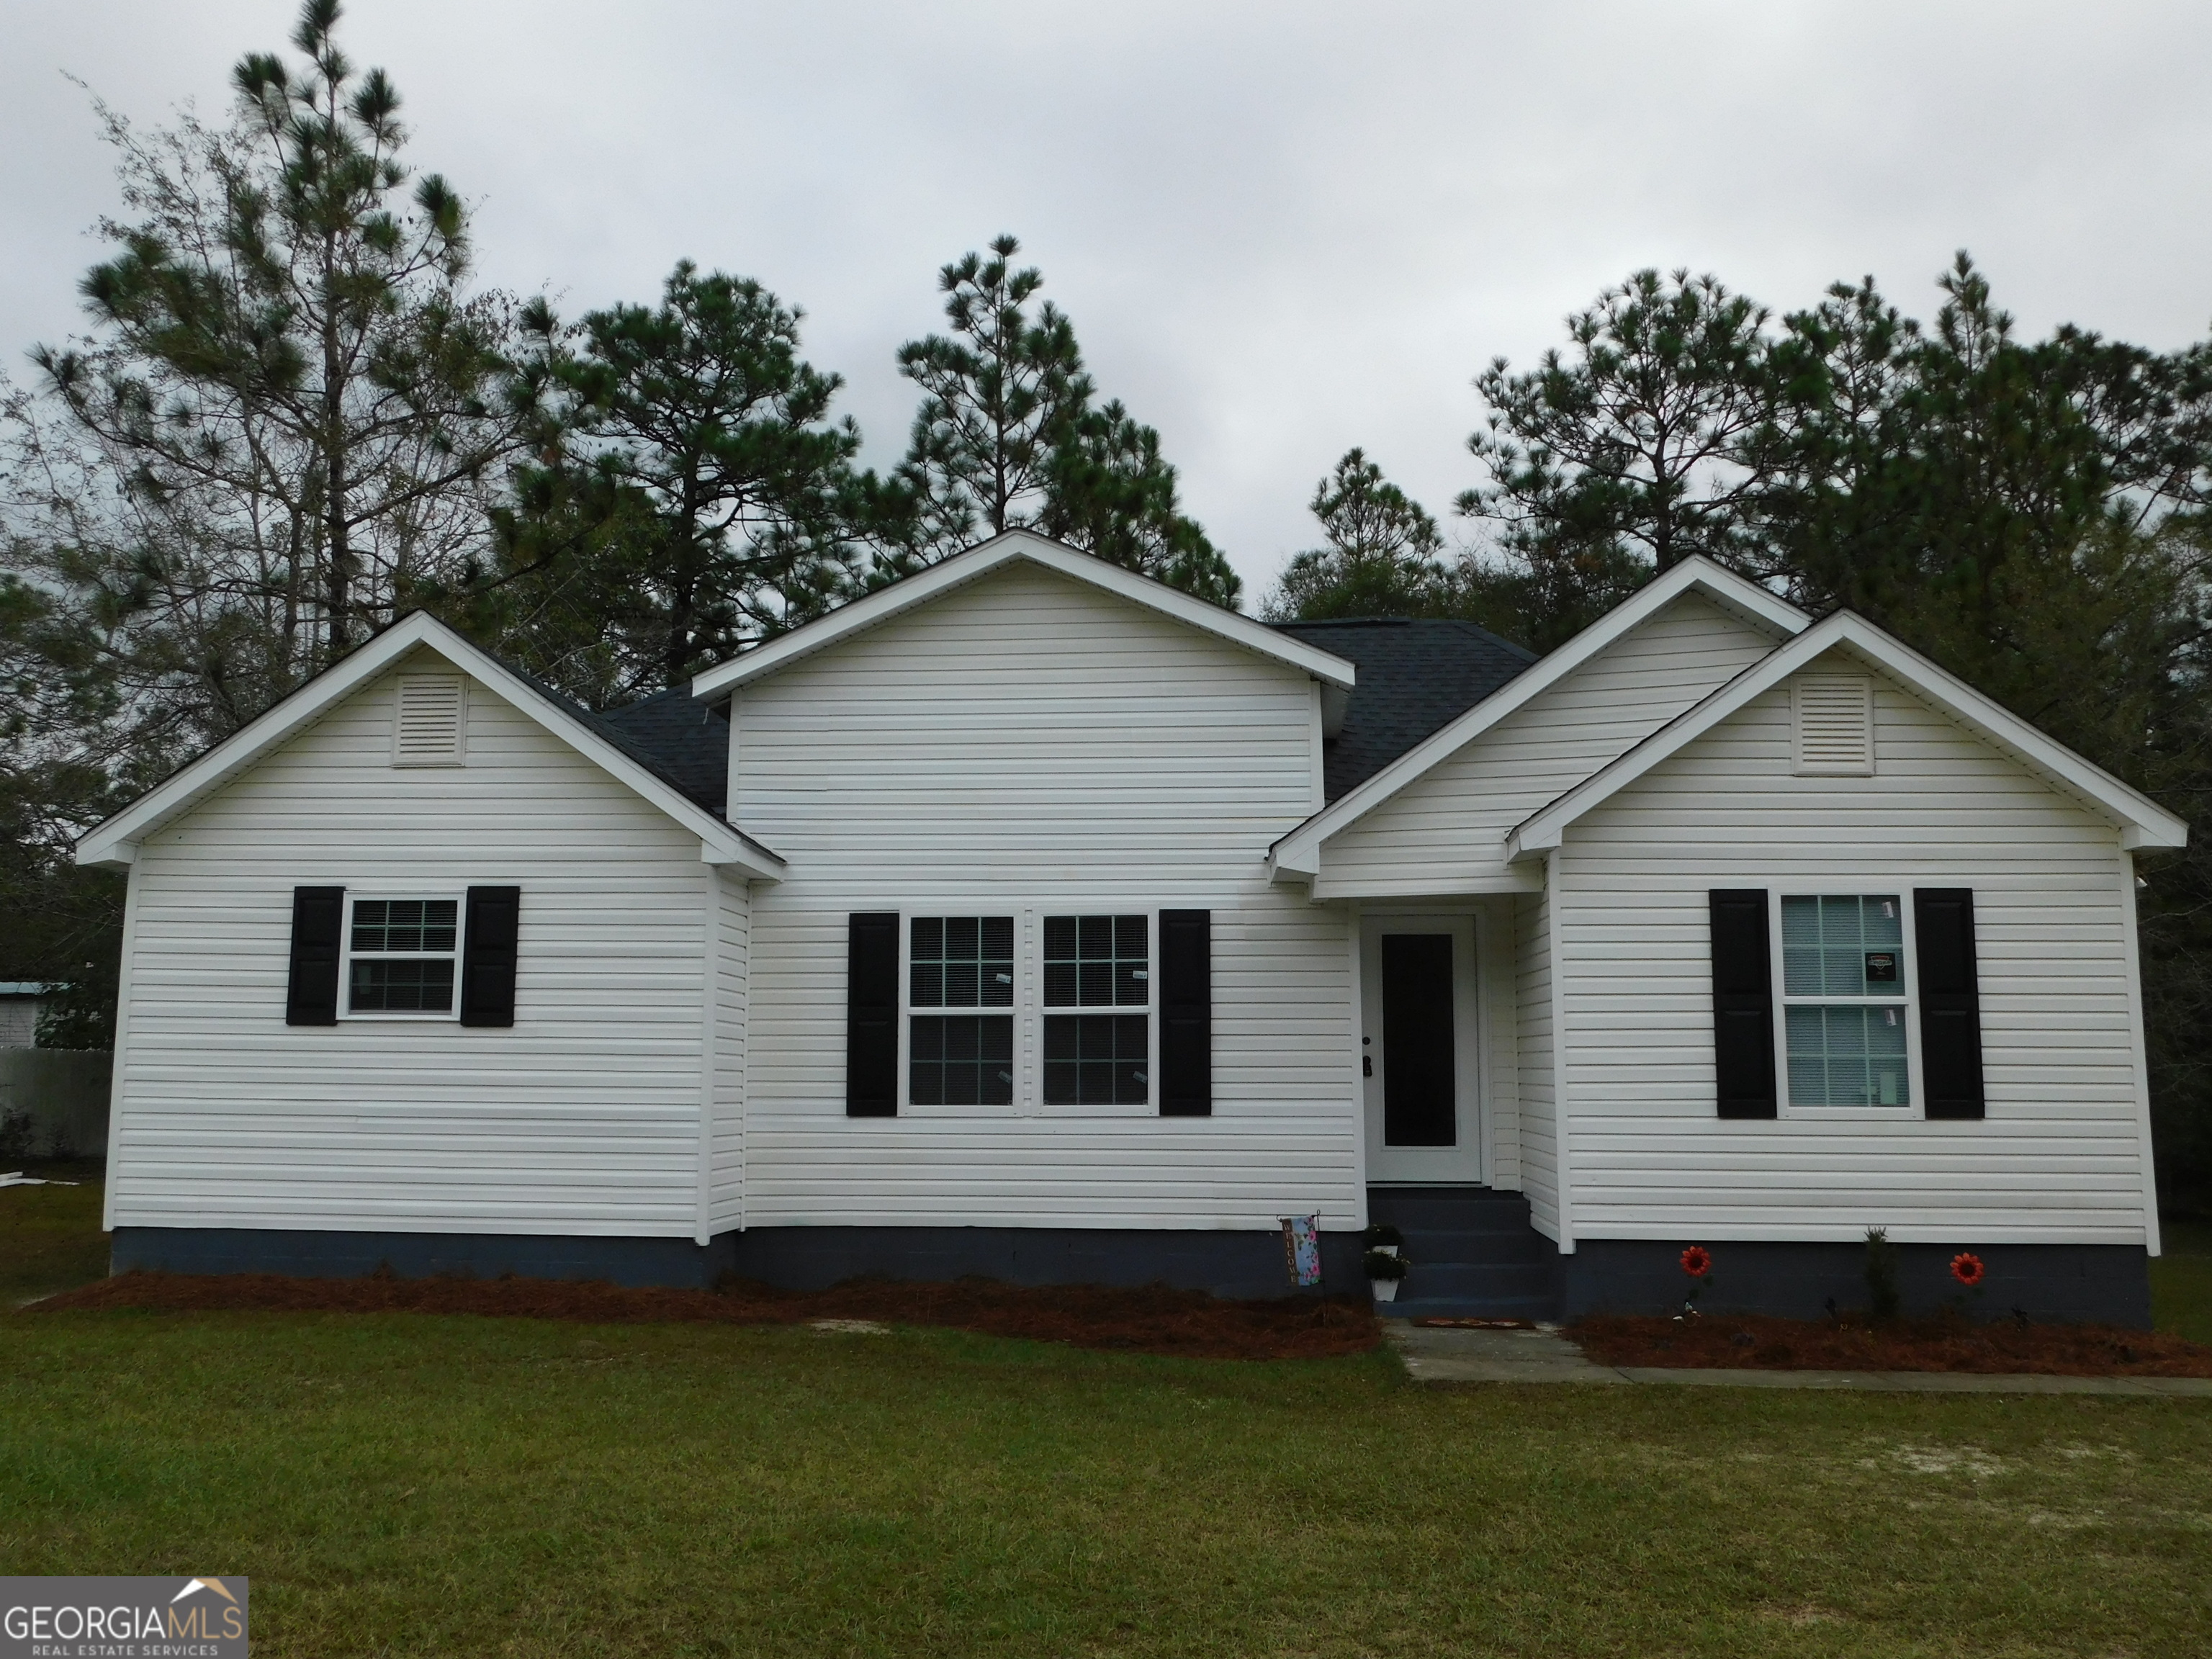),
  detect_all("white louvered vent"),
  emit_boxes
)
[1791,674,1874,775]
[392,675,467,767]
